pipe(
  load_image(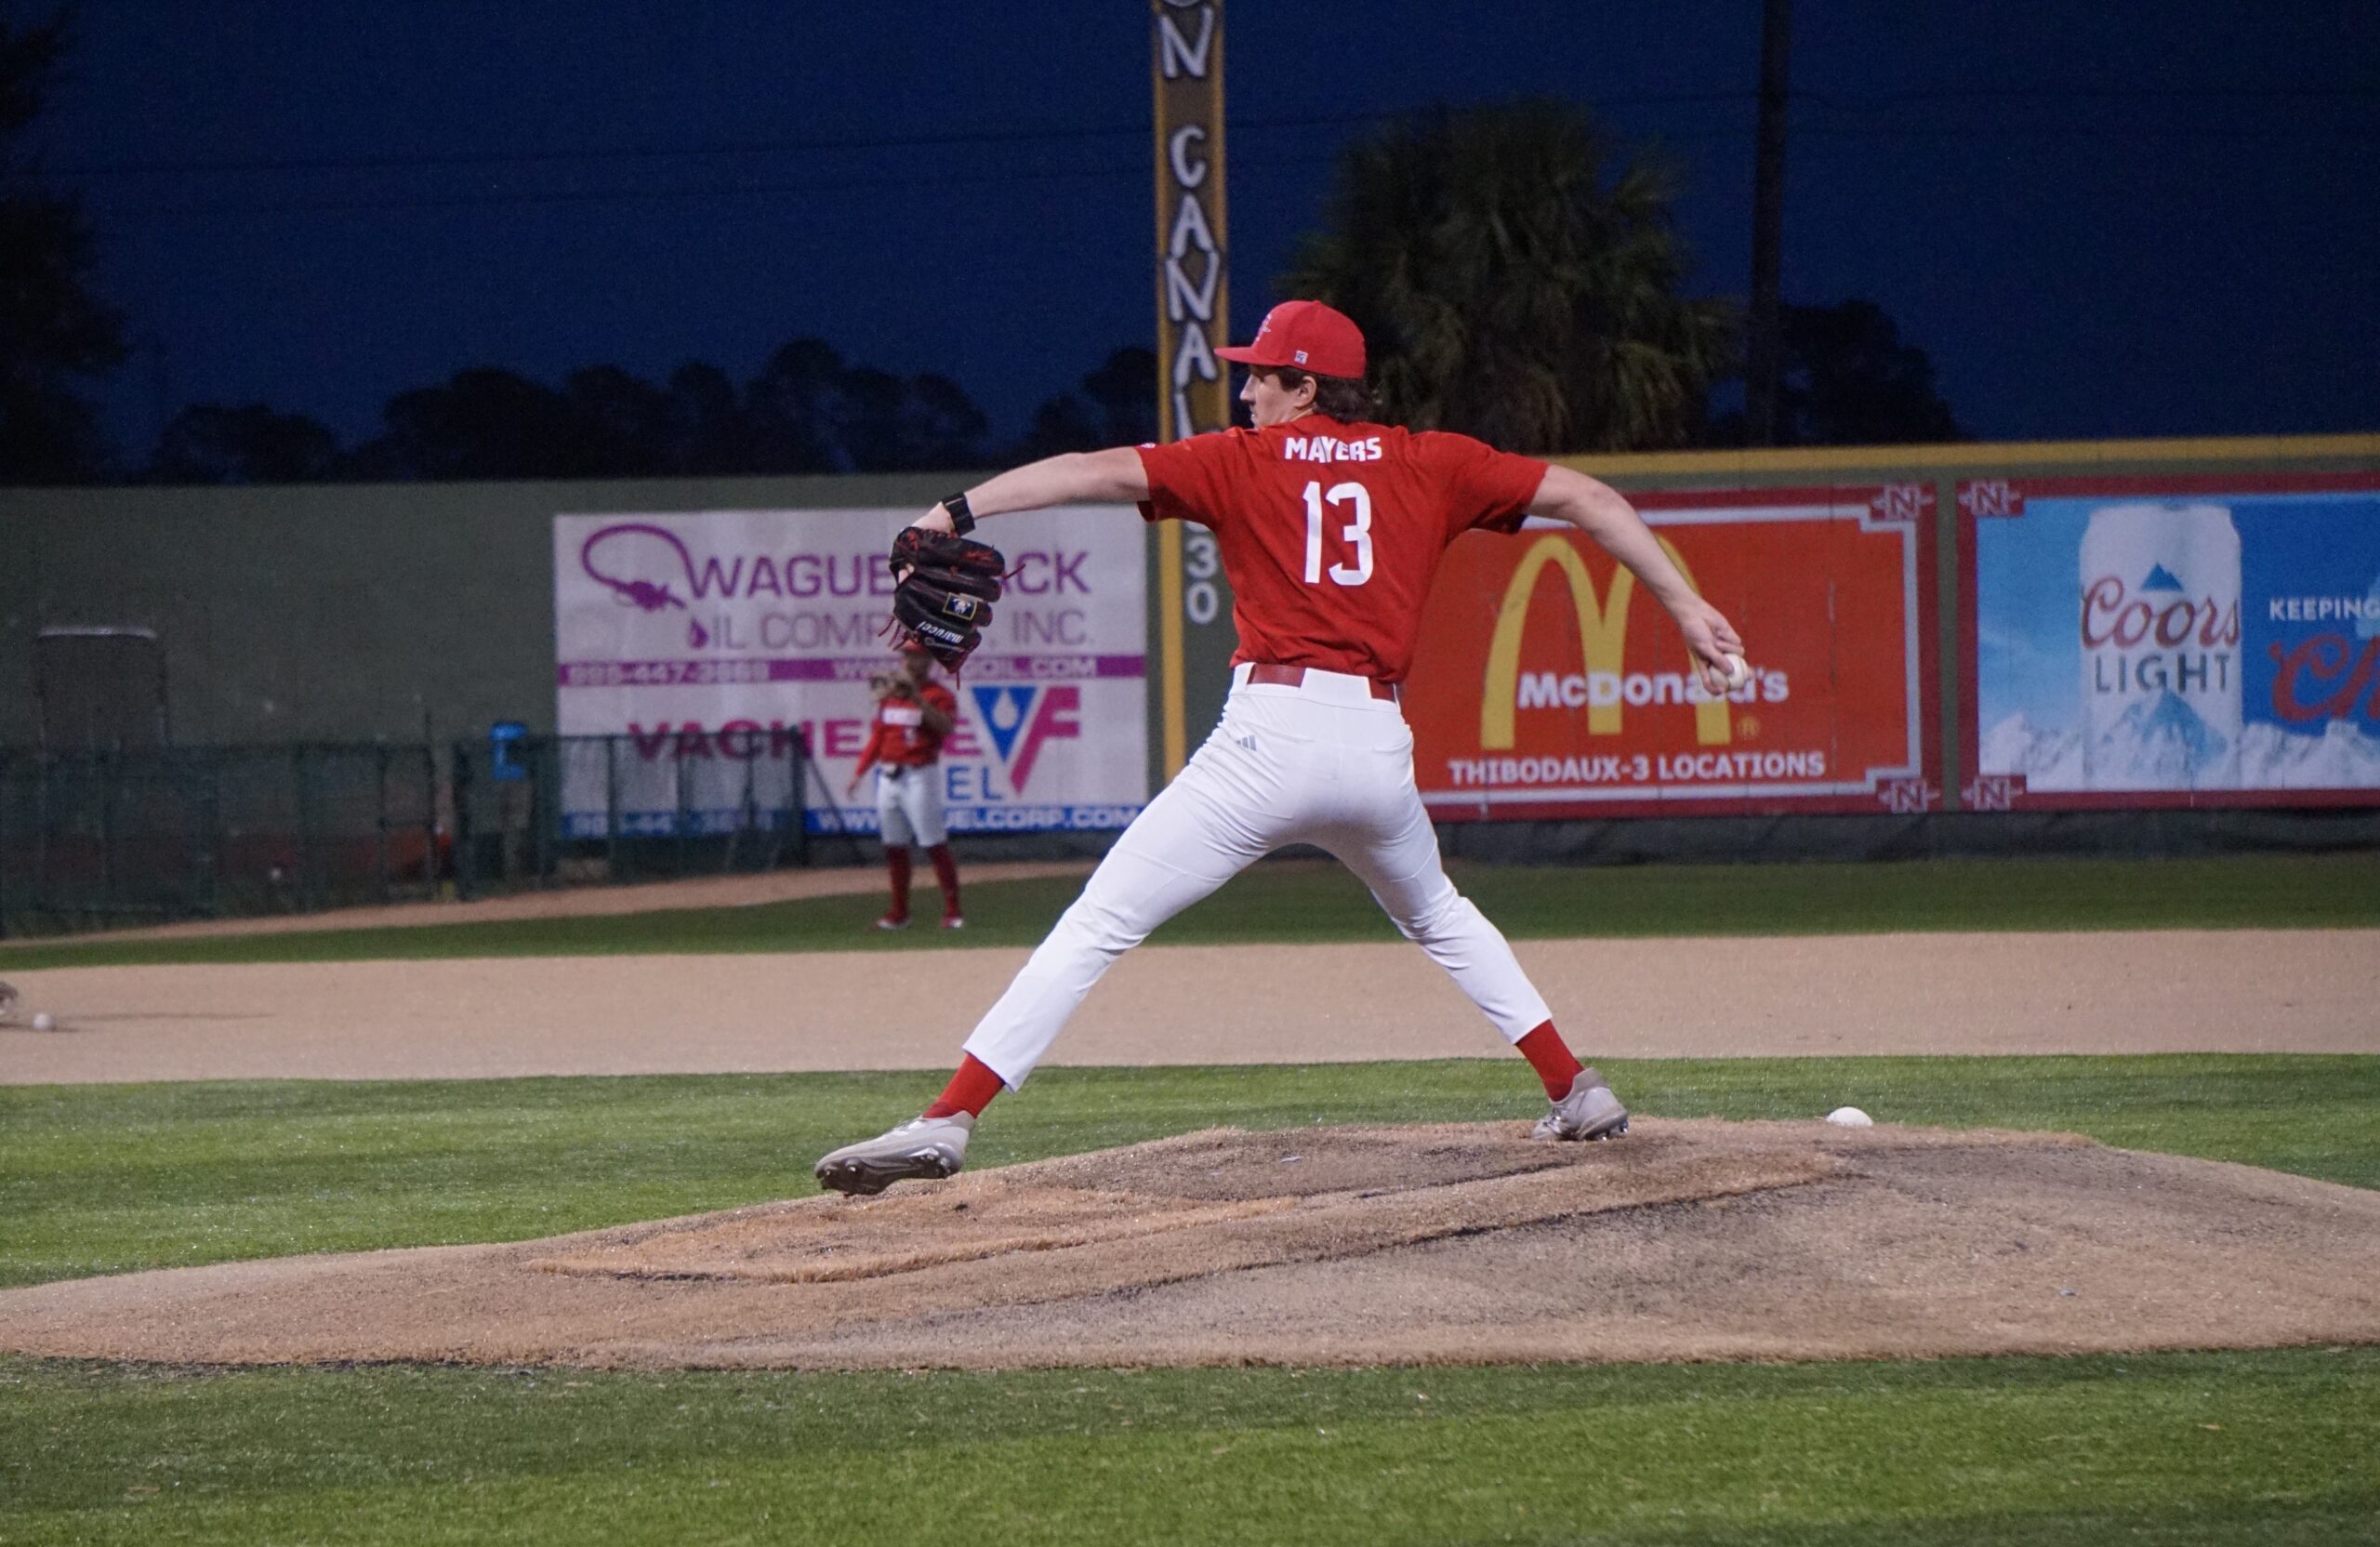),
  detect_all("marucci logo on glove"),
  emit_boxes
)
[889,527,1007,671]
